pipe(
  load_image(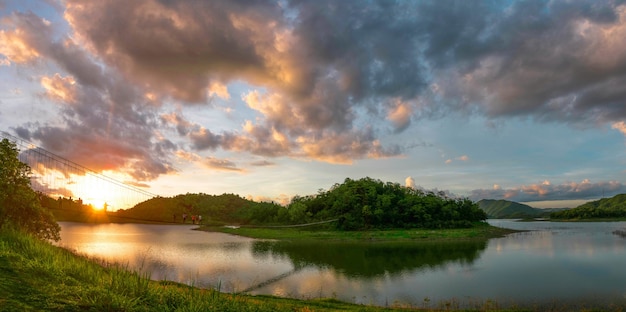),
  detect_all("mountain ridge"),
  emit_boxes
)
[477,199,566,218]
